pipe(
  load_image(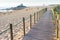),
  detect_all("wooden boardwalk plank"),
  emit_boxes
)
[22,10,55,40]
